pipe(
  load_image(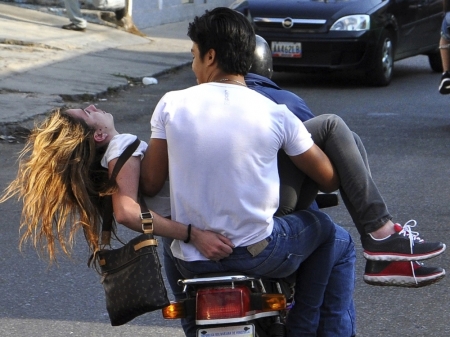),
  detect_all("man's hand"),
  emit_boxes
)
[190,227,234,261]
